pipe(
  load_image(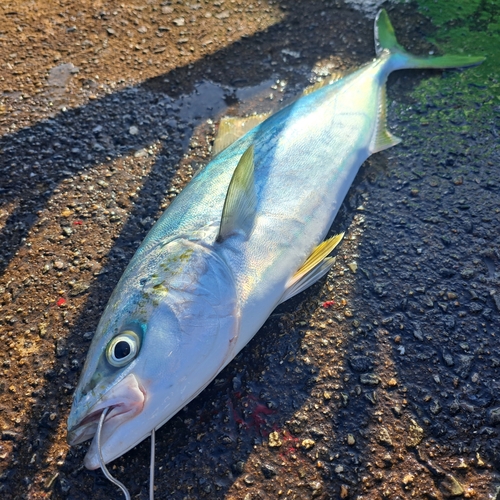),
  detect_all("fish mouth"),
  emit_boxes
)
[67,373,146,447]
